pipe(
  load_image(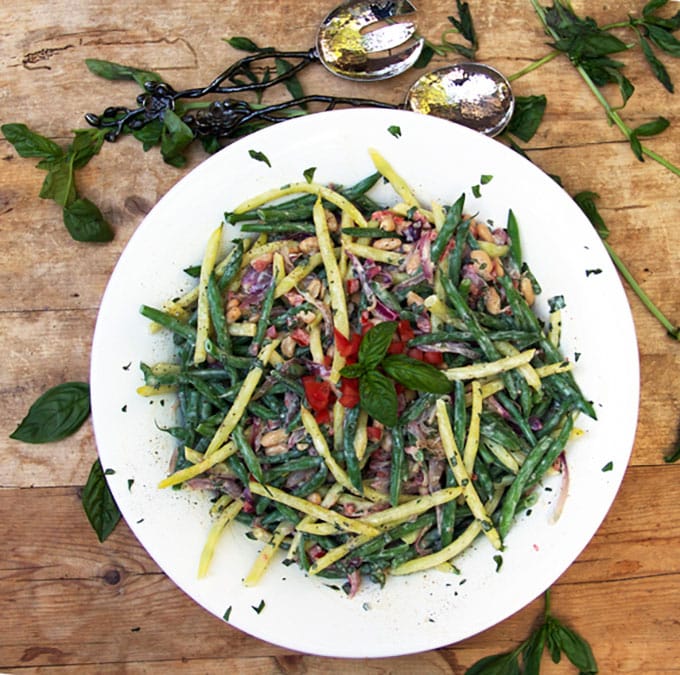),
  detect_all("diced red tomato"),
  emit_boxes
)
[407,347,425,361]
[397,319,415,342]
[334,328,362,358]
[346,278,360,294]
[302,377,333,412]
[387,340,405,354]
[291,327,310,346]
[314,408,331,425]
[366,426,382,442]
[422,350,444,366]
[339,377,360,408]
